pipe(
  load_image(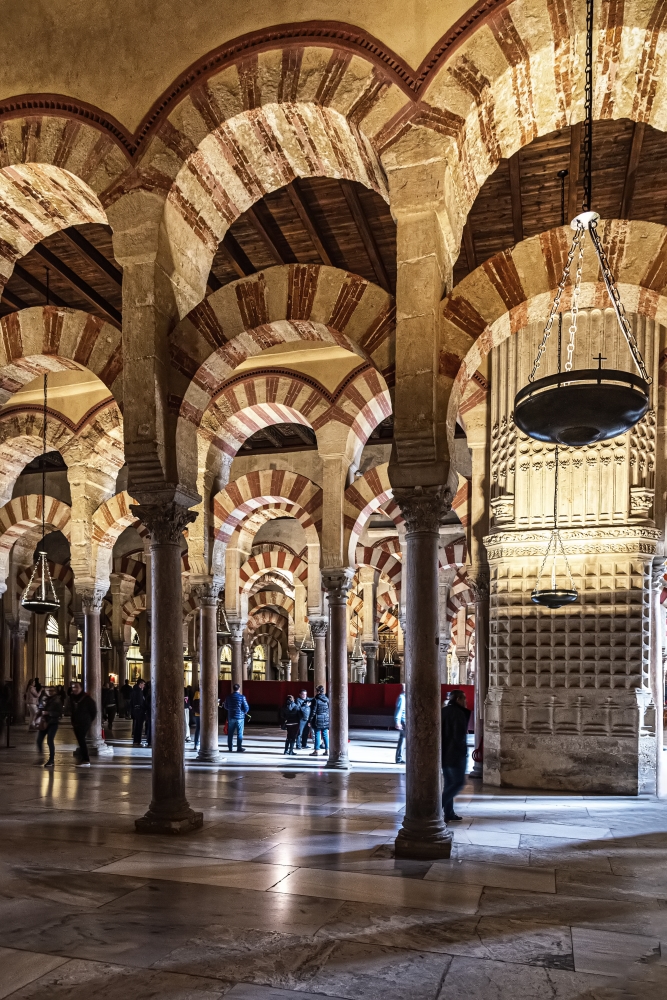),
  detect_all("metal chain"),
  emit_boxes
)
[588,221,652,383]
[565,233,585,371]
[582,0,594,212]
[529,226,585,382]
[42,373,47,542]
